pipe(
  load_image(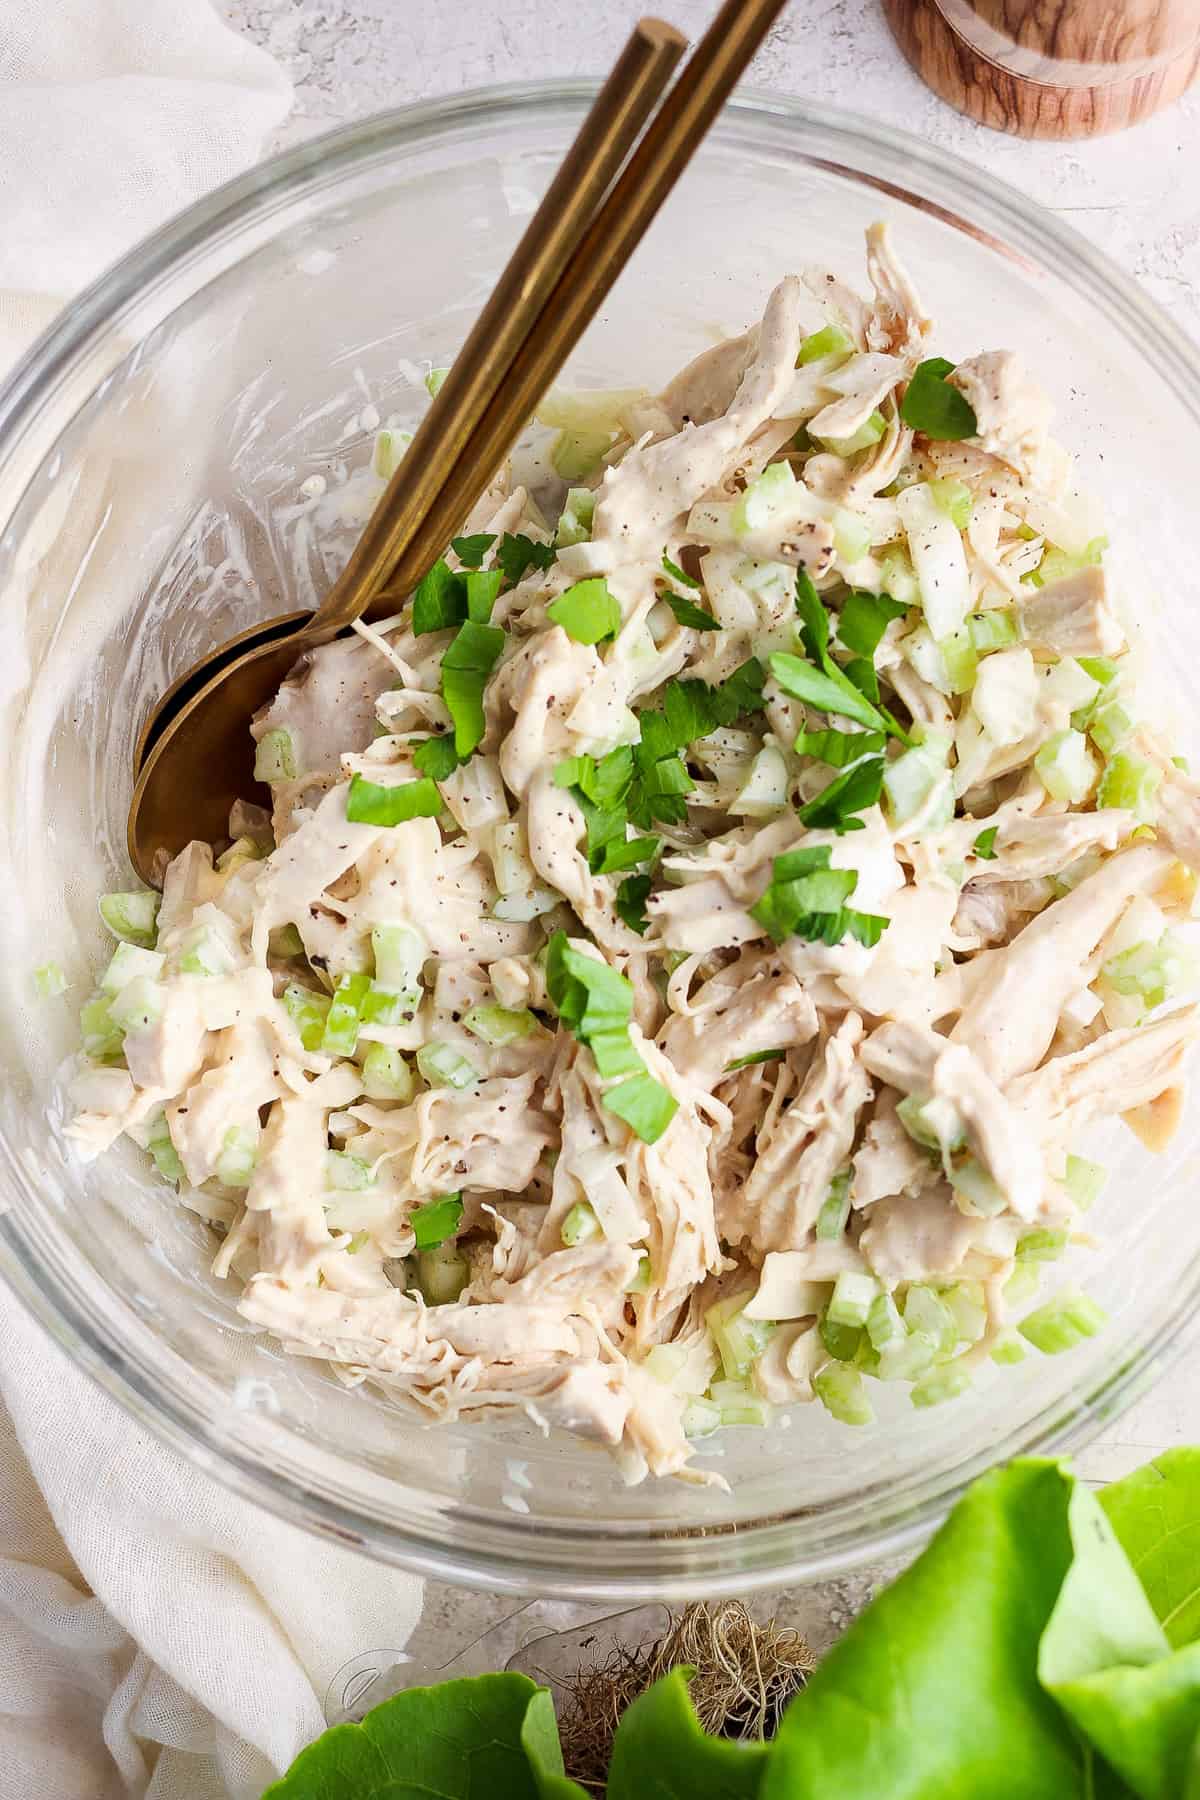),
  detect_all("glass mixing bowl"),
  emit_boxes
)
[2,84,1199,1600]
